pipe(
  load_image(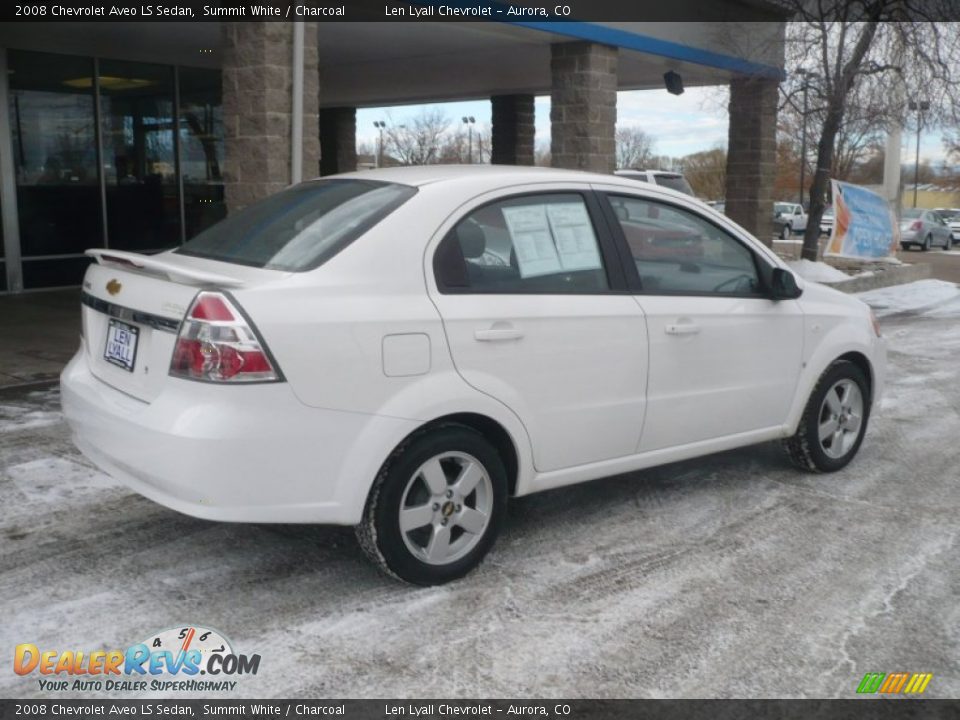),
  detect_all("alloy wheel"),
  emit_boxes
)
[398,452,494,565]
[817,379,864,460]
